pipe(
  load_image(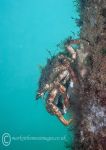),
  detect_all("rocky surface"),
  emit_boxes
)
[73,0,106,149]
